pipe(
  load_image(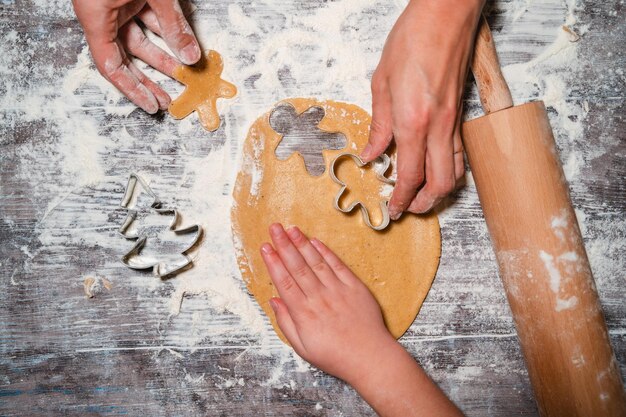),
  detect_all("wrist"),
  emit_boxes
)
[409,0,485,13]
[346,340,463,417]
[406,0,484,24]
[342,333,400,388]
